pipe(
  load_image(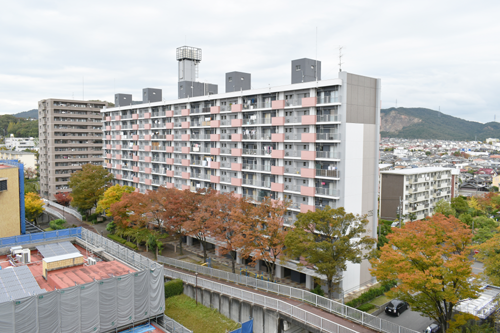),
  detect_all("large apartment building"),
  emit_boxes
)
[380,167,453,222]
[38,99,106,200]
[102,47,381,293]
